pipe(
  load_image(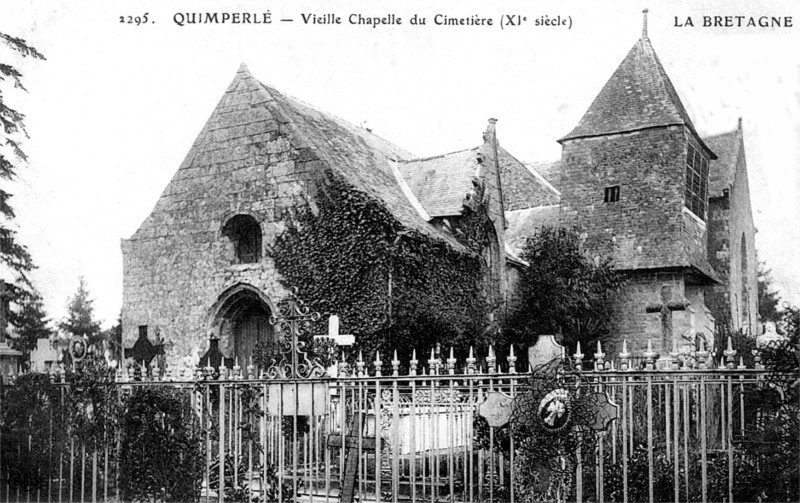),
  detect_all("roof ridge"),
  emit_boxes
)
[400,146,480,164]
